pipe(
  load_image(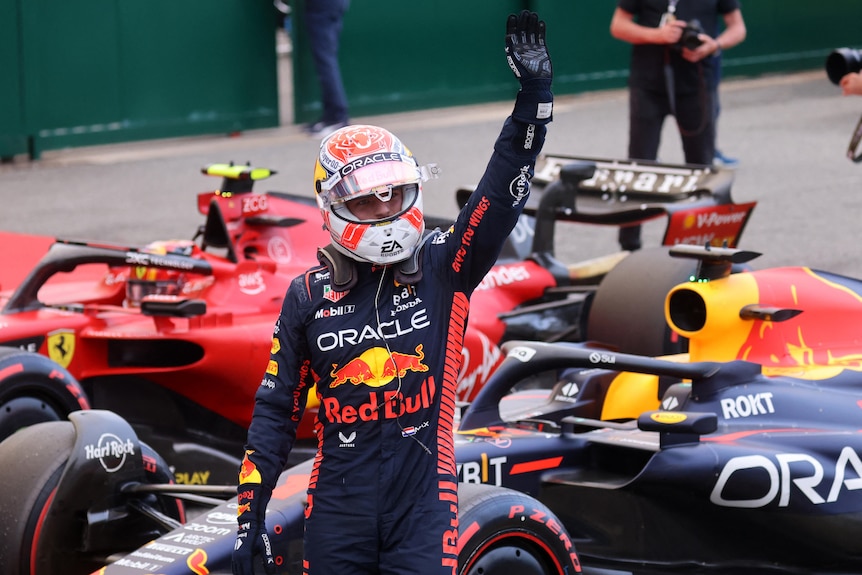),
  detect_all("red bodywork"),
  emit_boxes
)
[668,264,862,372]
[0,188,549,442]
[0,192,325,432]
